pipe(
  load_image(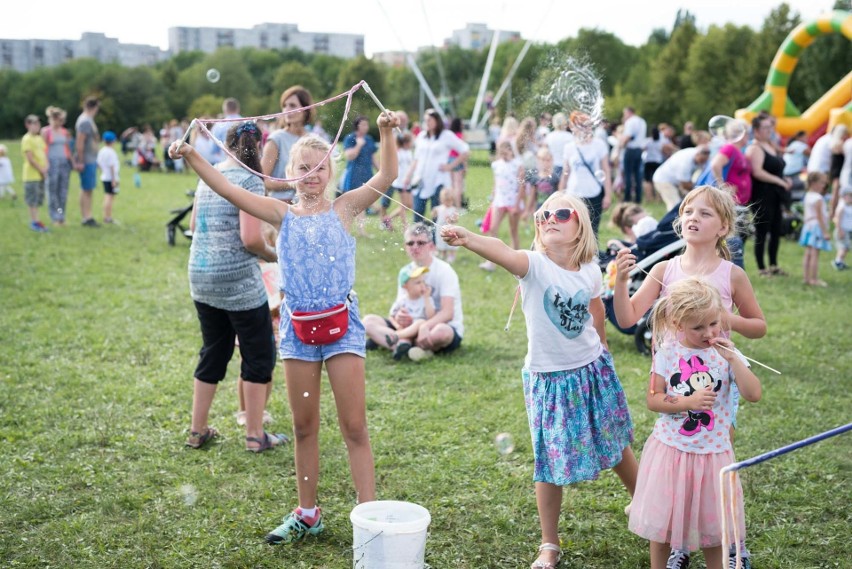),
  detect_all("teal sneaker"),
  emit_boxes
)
[265,508,324,545]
